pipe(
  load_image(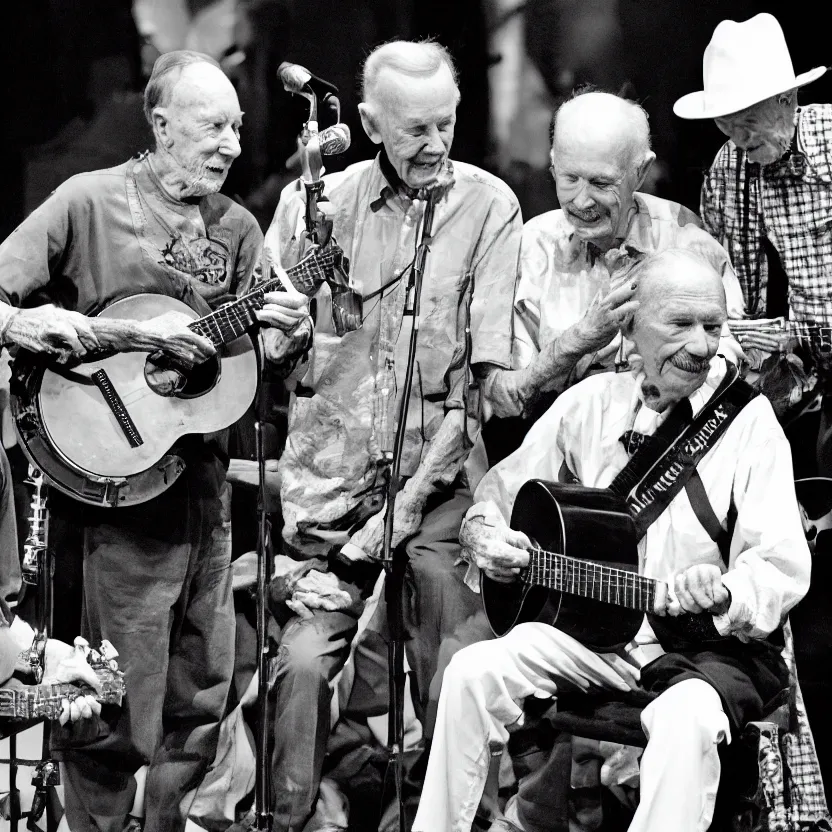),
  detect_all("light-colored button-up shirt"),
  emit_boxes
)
[264,156,521,558]
[702,104,832,328]
[473,356,810,647]
[483,193,746,419]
